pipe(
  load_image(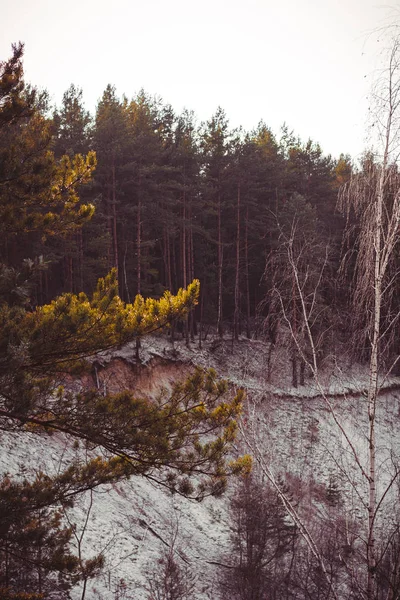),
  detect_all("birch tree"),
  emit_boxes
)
[339,36,400,599]
[247,38,400,599]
